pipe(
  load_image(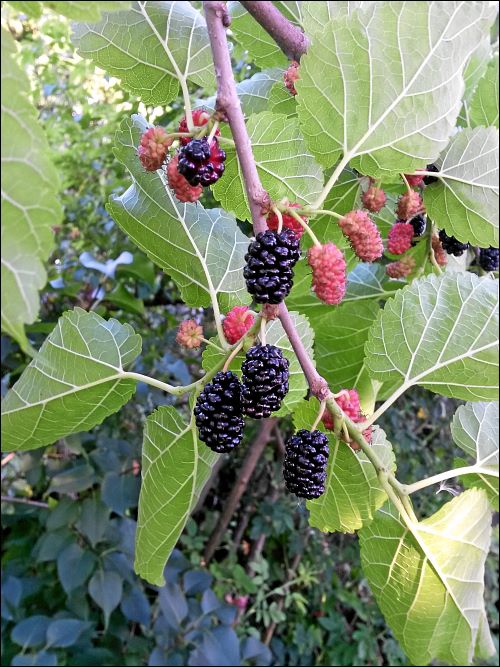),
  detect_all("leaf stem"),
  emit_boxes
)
[400,465,499,495]
[287,208,321,246]
[272,206,283,233]
[311,399,326,431]
[311,154,352,210]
